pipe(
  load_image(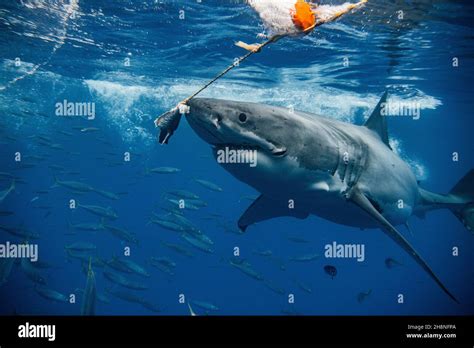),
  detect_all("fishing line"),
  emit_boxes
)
[1,0,79,91]
[179,35,282,105]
